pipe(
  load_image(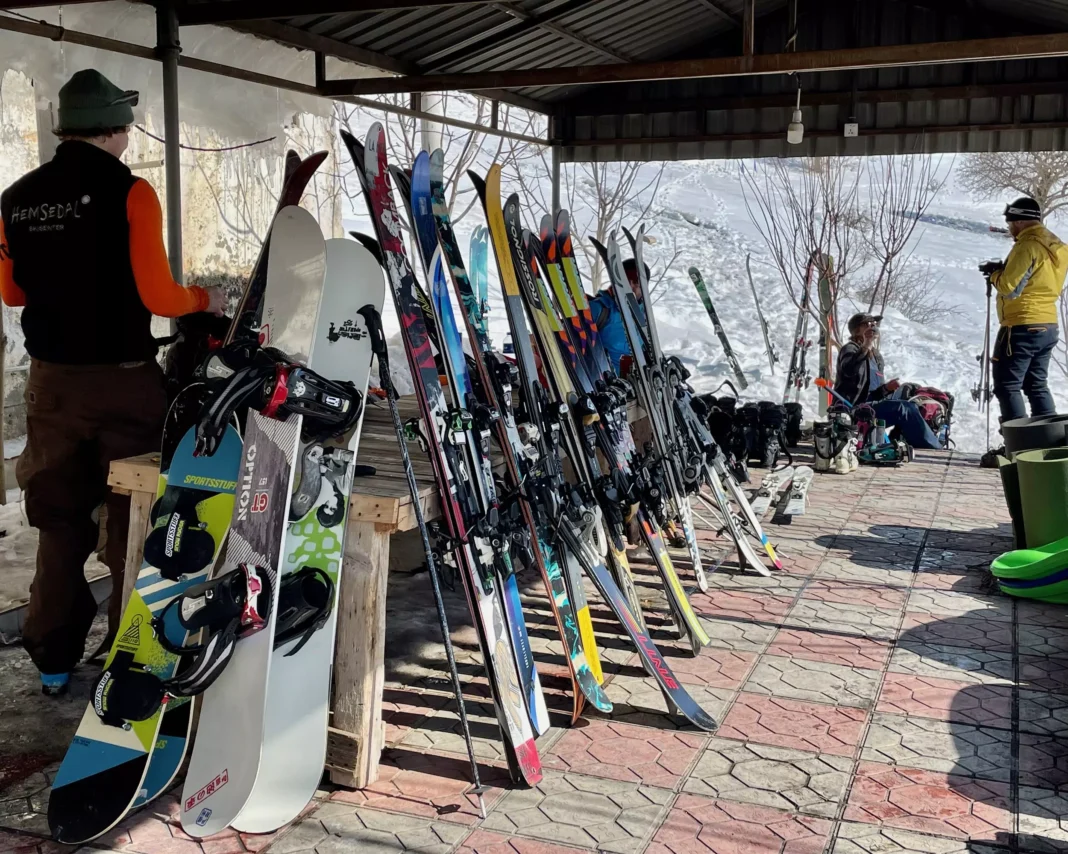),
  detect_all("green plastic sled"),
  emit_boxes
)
[991,533,1068,603]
